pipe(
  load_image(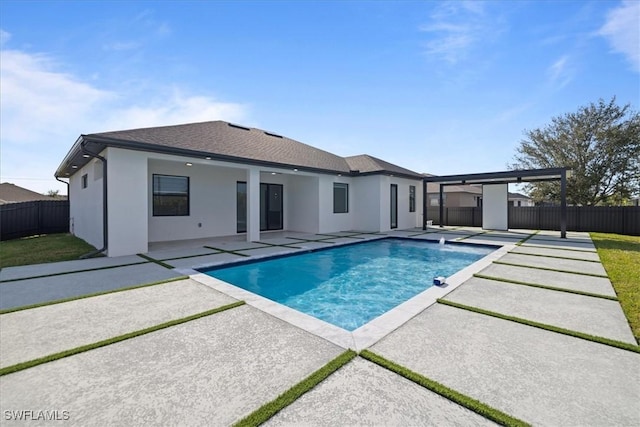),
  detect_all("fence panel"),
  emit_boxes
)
[0,200,70,241]
[427,205,639,235]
